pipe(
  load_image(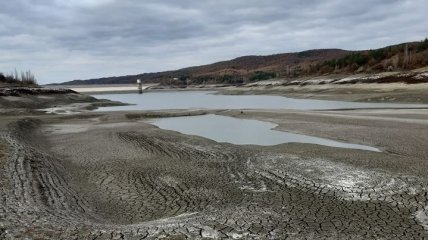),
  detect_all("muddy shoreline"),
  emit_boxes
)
[1,88,428,239]
[62,74,428,104]
[216,83,428,104]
